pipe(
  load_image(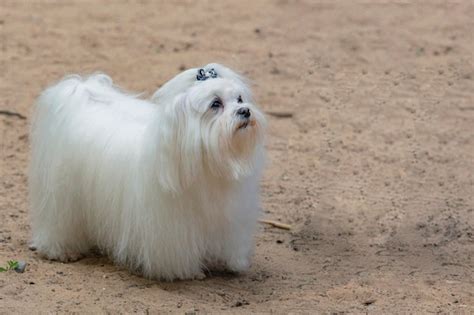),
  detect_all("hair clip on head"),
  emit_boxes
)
[196,68,218,81]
